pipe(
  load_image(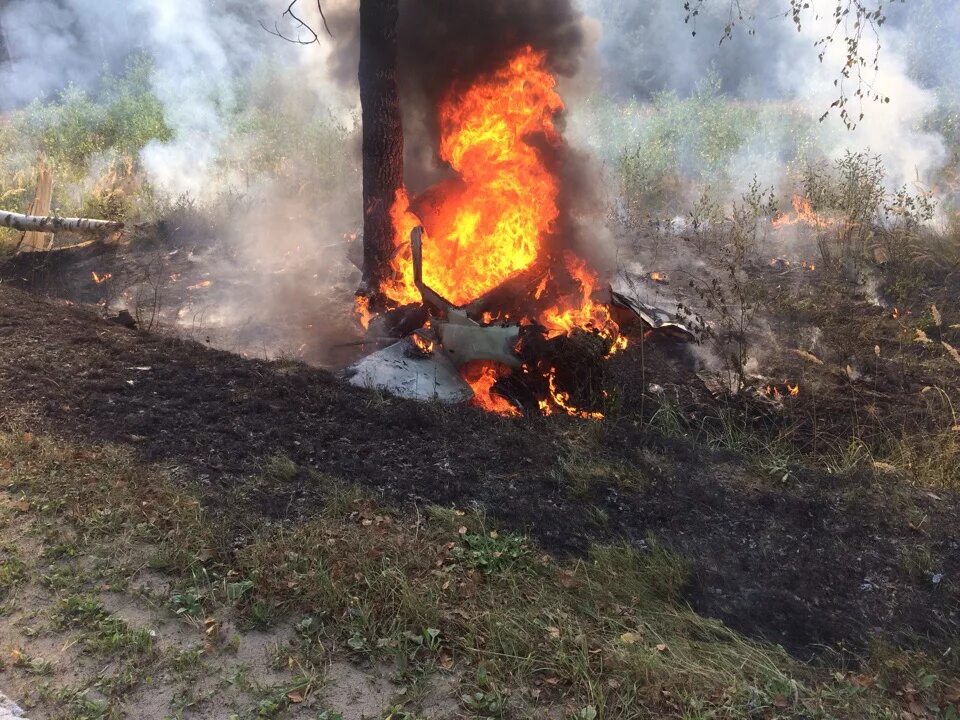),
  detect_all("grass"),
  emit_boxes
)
[1,427,958,719]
